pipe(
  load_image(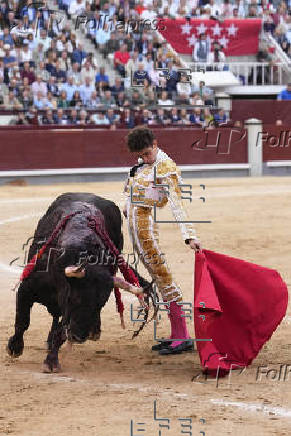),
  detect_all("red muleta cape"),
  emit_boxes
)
[194,249,288,374]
